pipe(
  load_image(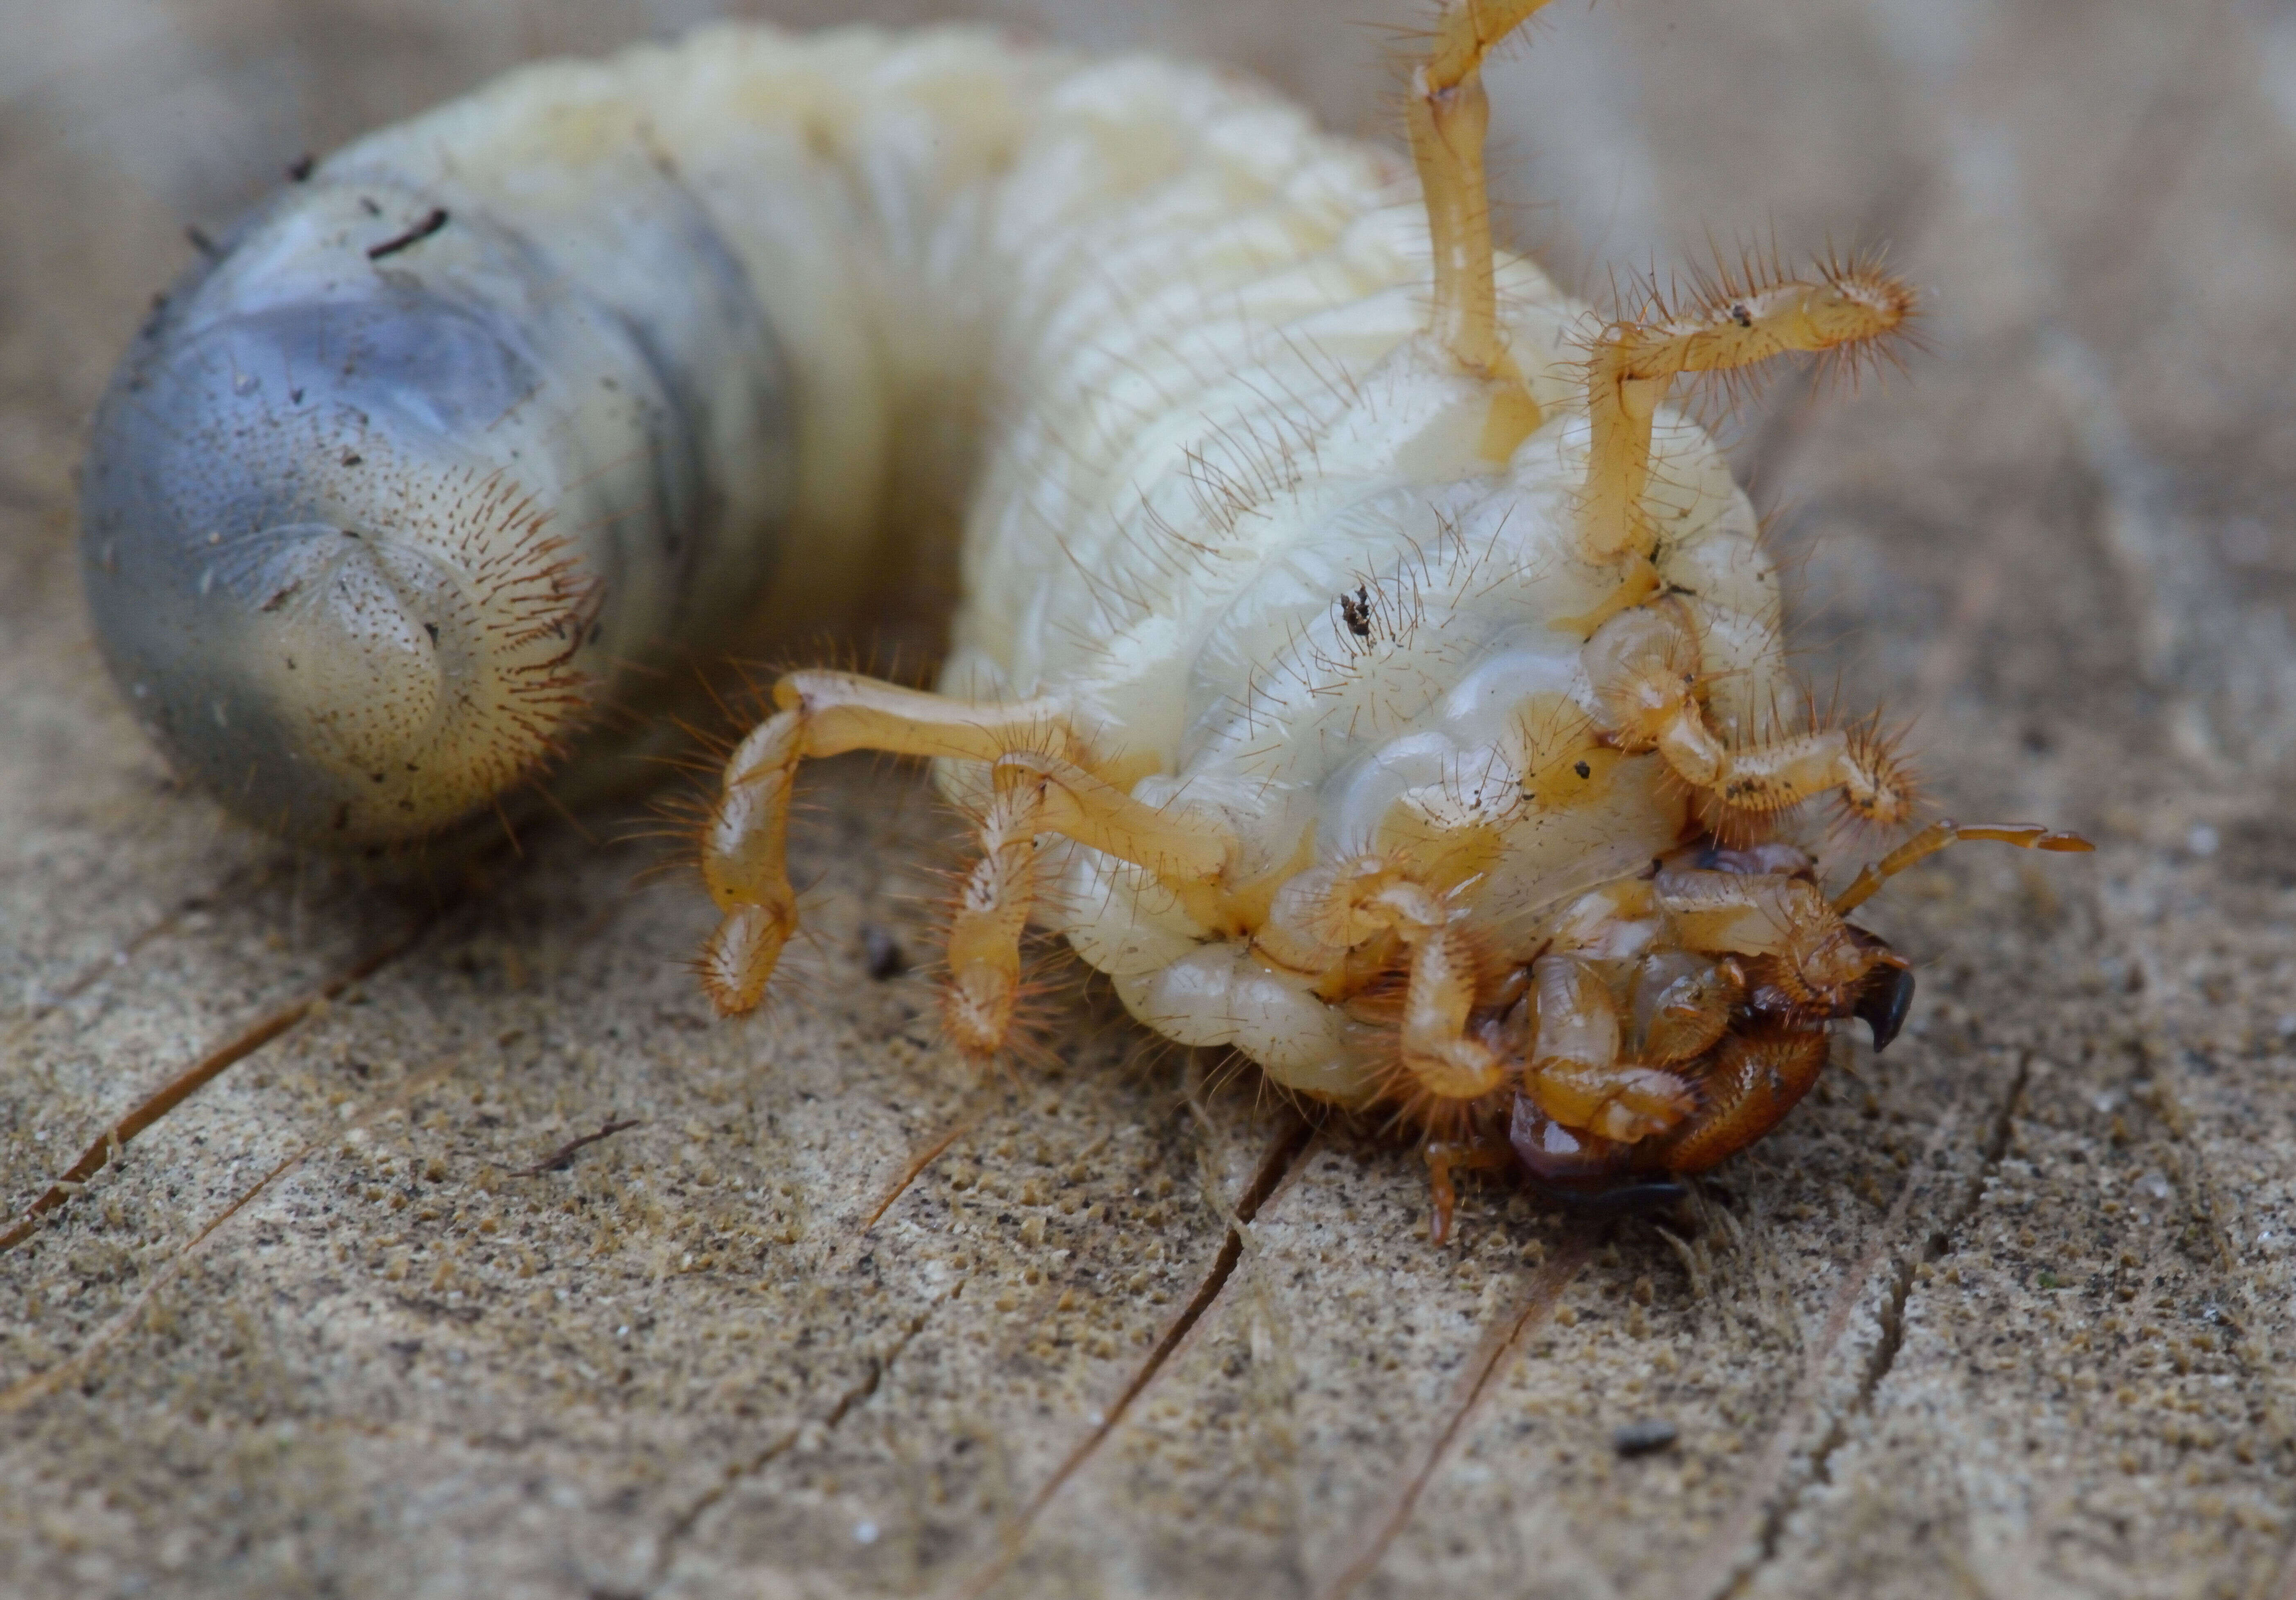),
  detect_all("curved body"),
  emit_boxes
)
[81,16,2084,1224]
